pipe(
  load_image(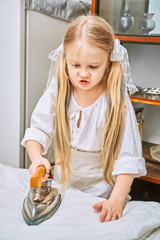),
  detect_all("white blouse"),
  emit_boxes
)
[21,77,146,178]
